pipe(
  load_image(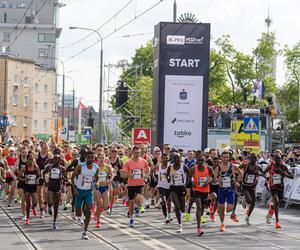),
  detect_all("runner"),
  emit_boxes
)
[5,147,18,207]
[35,142,51,218]
[240,153,264,225]
[15,146,28,220]
[72,150,99,240]
[208,156,220,222]
[109,147,123,214]
[0,148,8,199]
[95,153,113,228]
[166,153,189,233]
[190,155,214,236]
[43,149,66,230]
[19,153,40,225]
[156,153,173,223]
[185,149,196,222]
[264,153,293,229]
[121,145,149,227]
[215,151,242,232]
